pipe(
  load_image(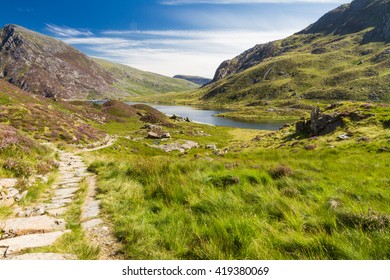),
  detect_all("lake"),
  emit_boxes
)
[125,102,287,130]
